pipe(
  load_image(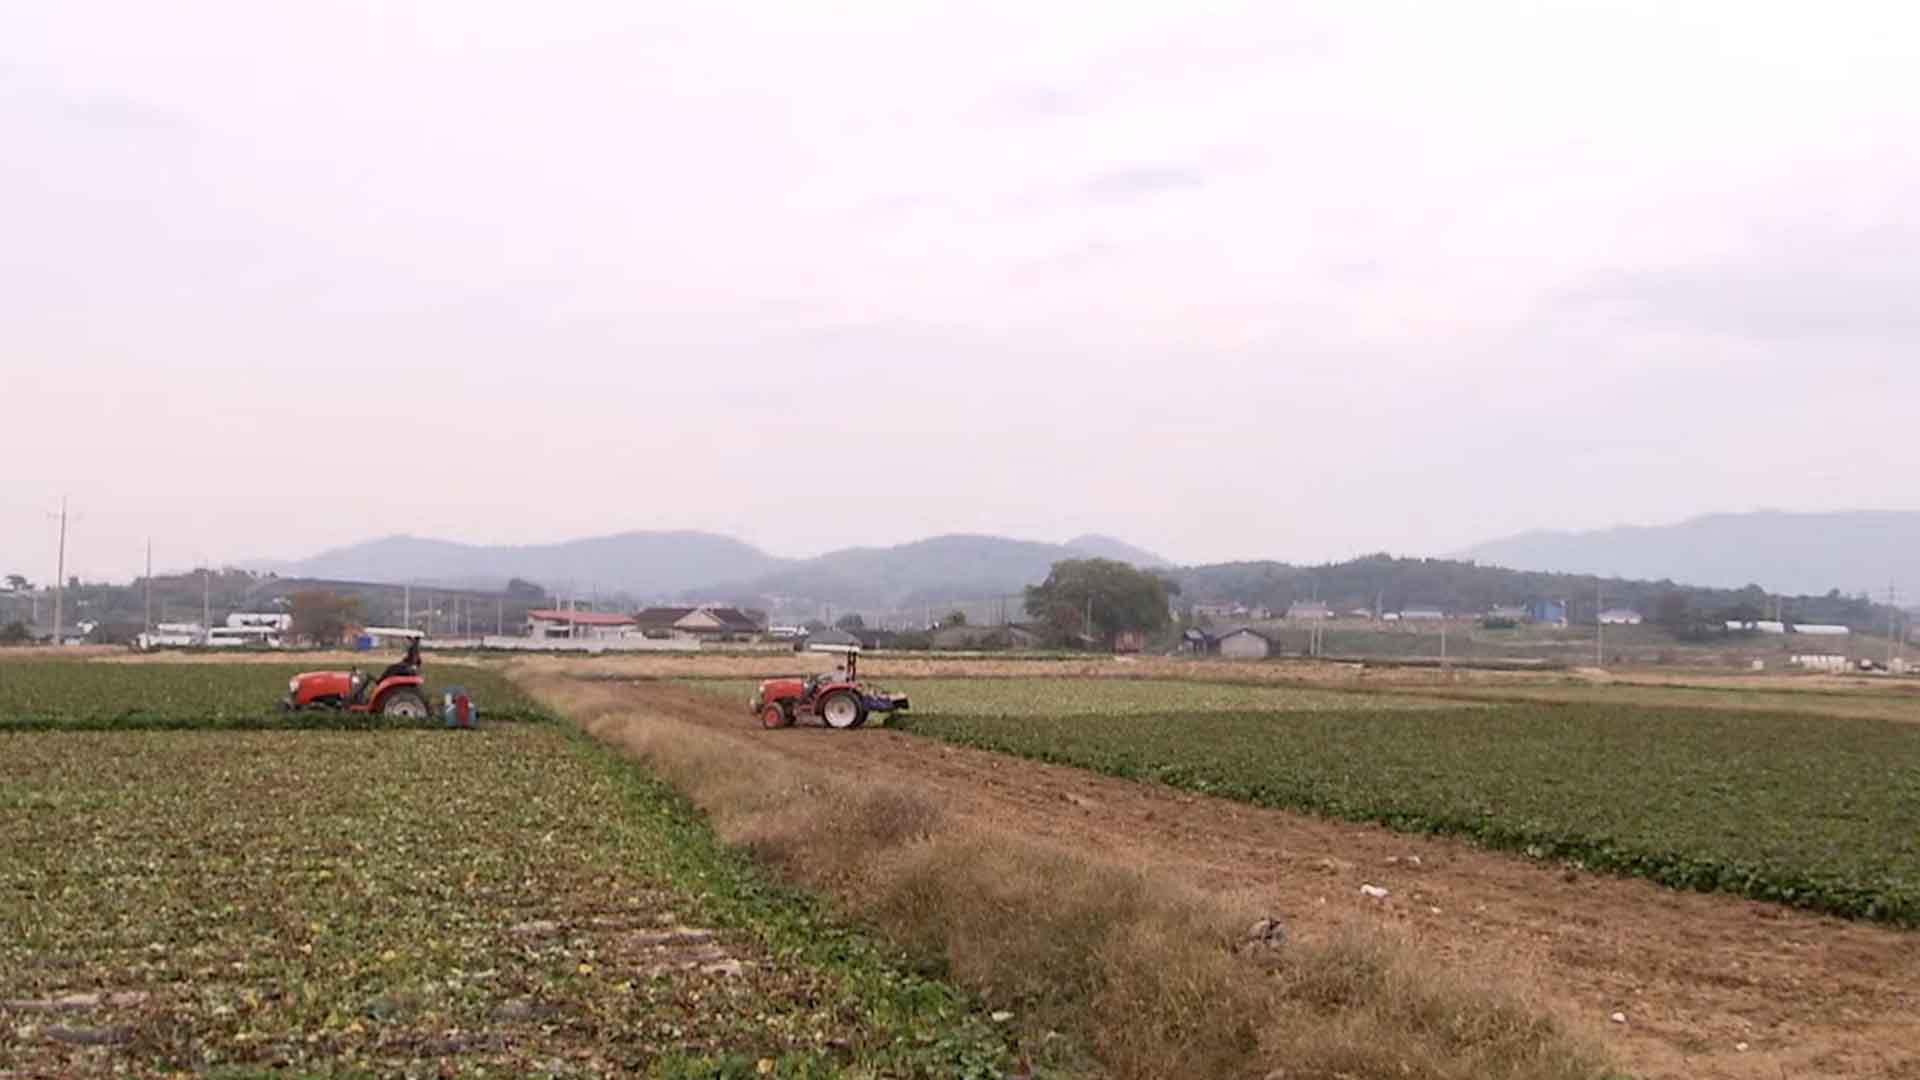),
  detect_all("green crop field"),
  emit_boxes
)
[687,676,1471,716]
[0,661,1014,1077]
[0,659,546,729]
[863,677,1920,926]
